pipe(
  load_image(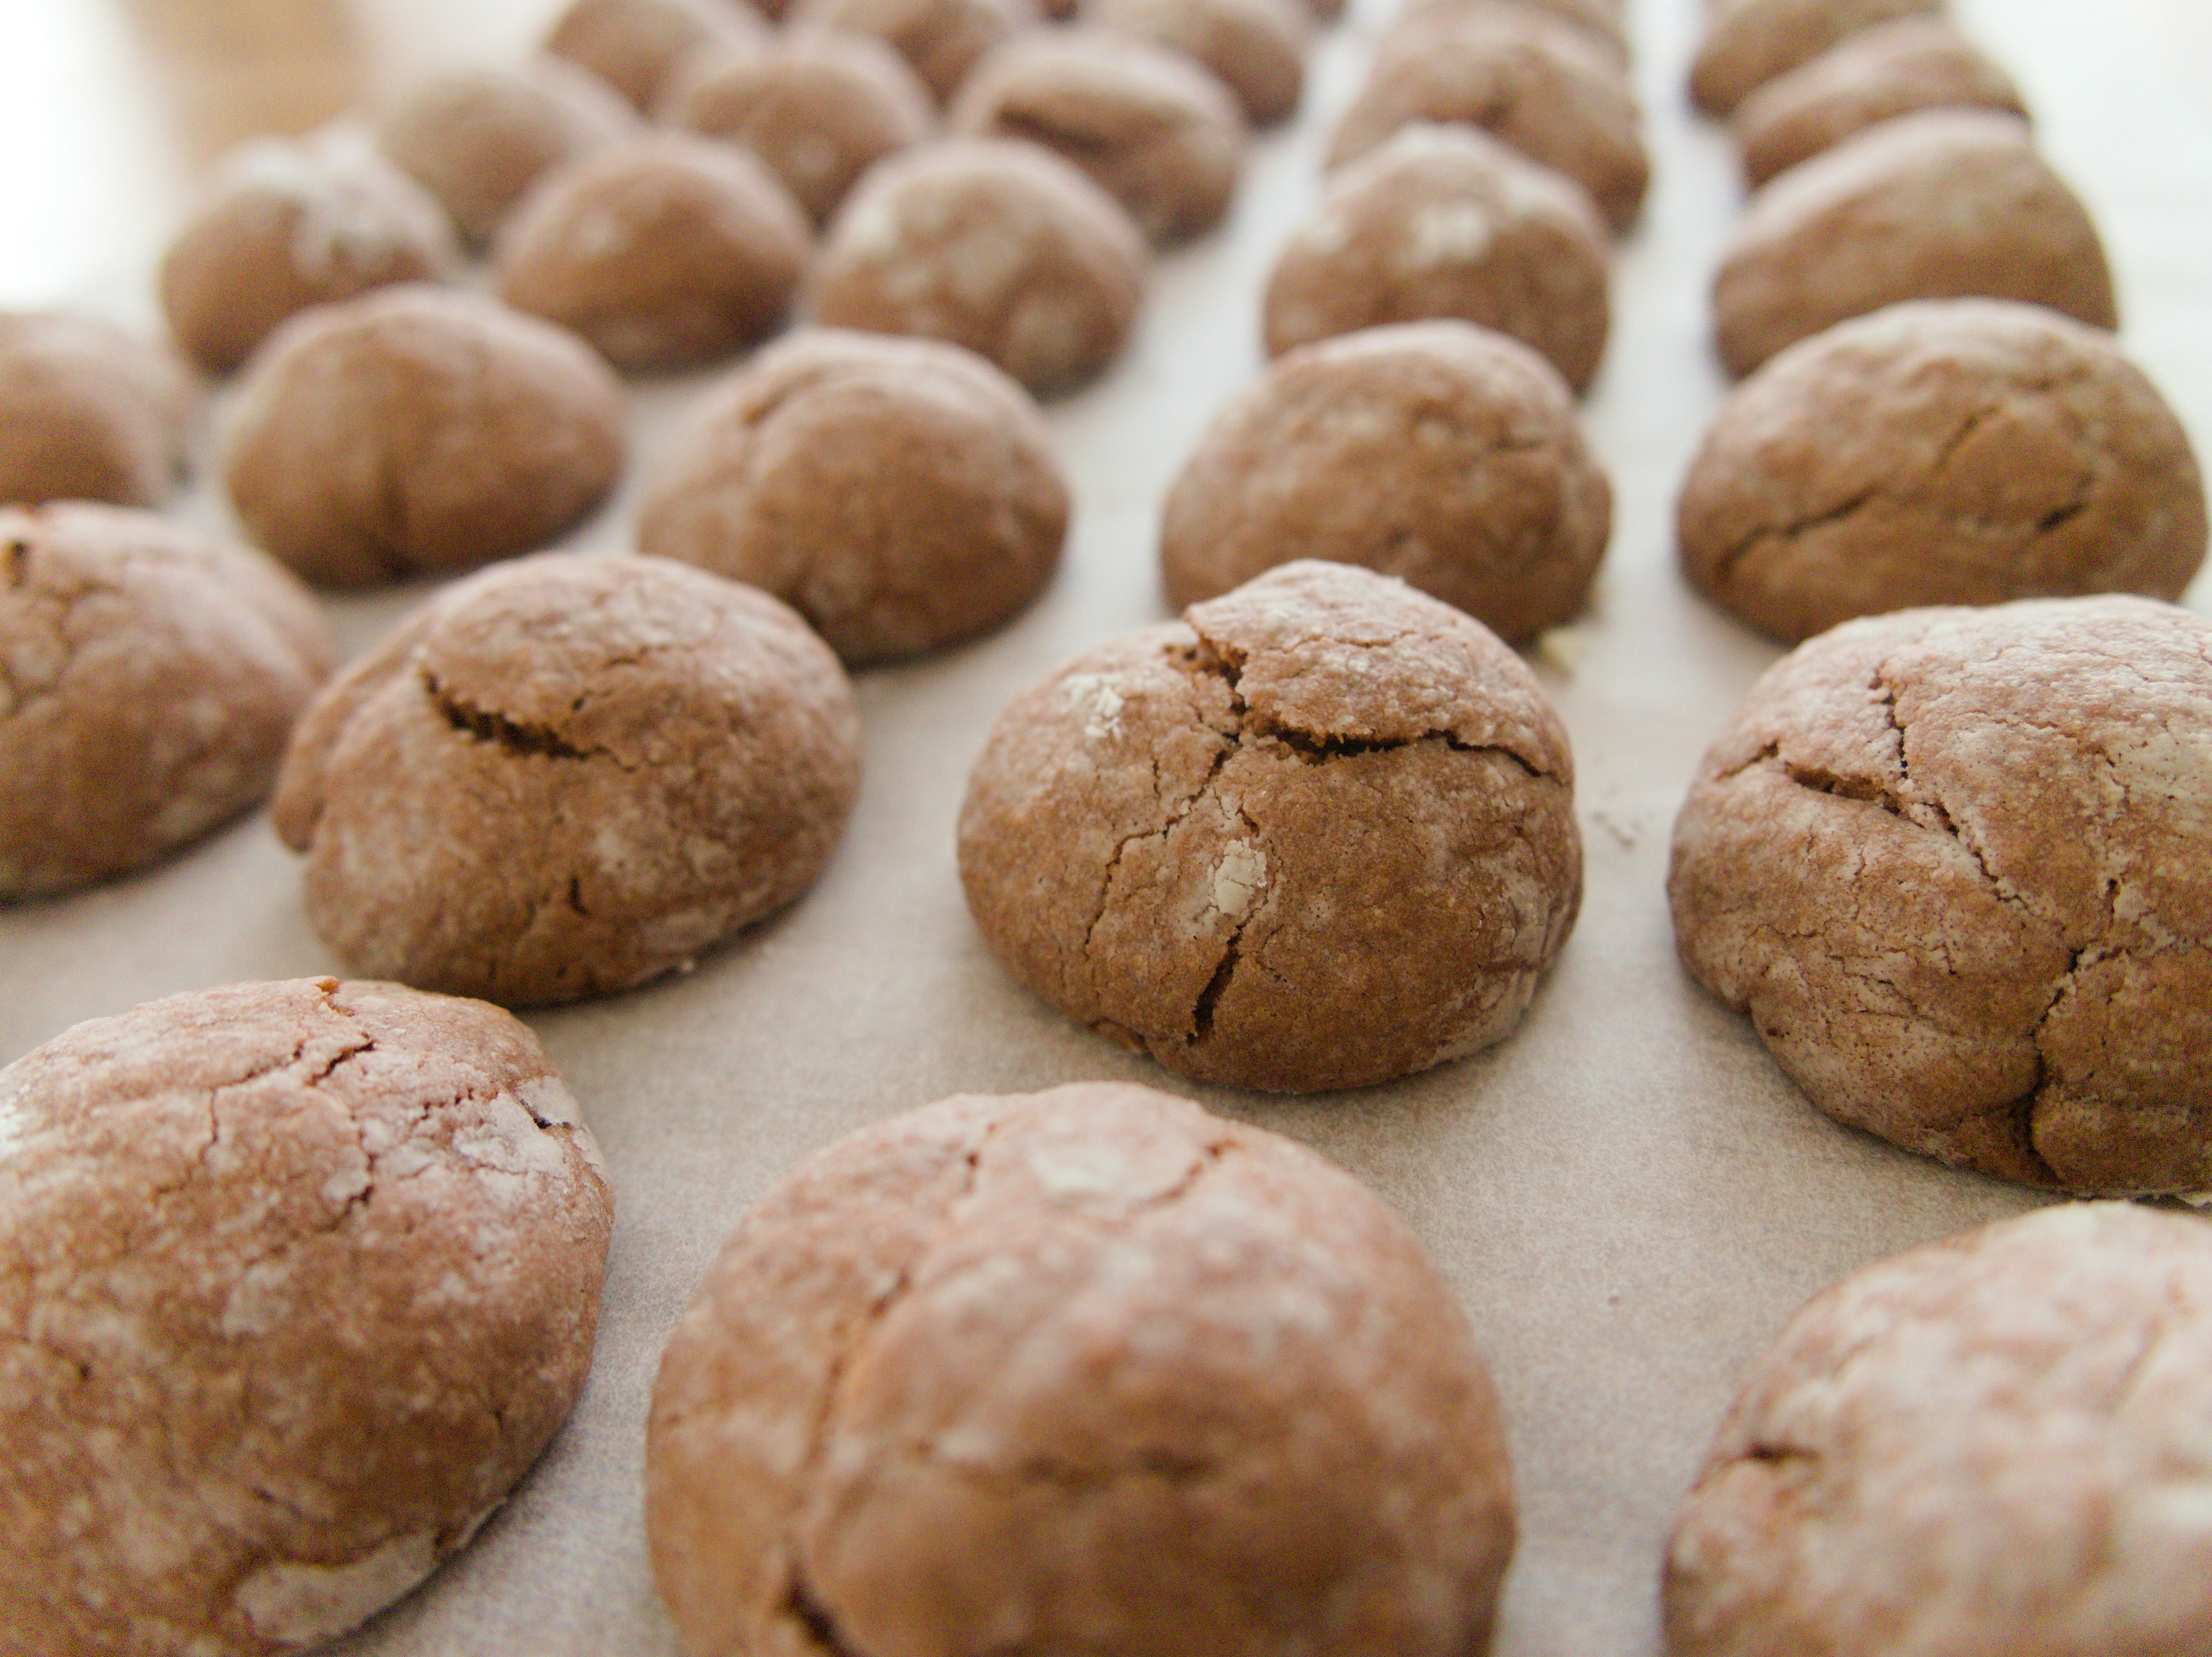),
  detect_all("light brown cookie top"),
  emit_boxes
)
[1713,109,2117,379]
[959,561,1581,1092]
[544,0,768,110]
[1265,124,1612,394]
[786,0,1037,103]
[1690,0,1937,115]
[647,1081,1517,1657]
[1088,0,1309,127]
[1667,1202,2212,1657]
[0,976,612,1656]
[0,504,335,901]
[0,312,192,509]
[1734,17,2028,187]
[1396,0,1630,70]
[1669,595,2212,1194]
[273,551,862,1008]
[1163,320,1612,642]
[222,285,626,588]
[640,328,1068,664]
[1680,299,2207,643]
